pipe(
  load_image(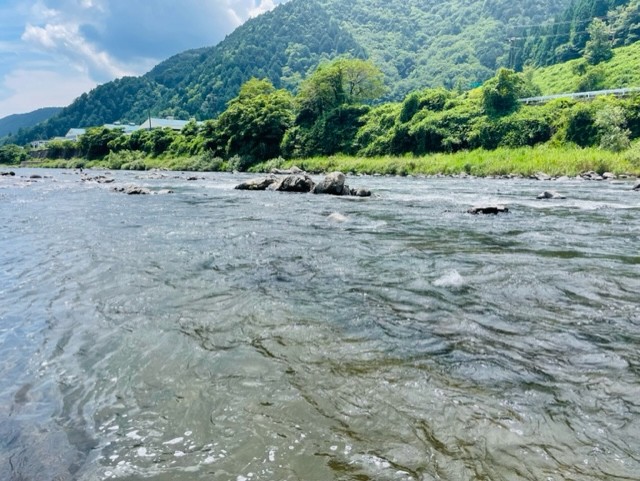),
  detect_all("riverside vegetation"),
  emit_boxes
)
[3,58,640,178]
